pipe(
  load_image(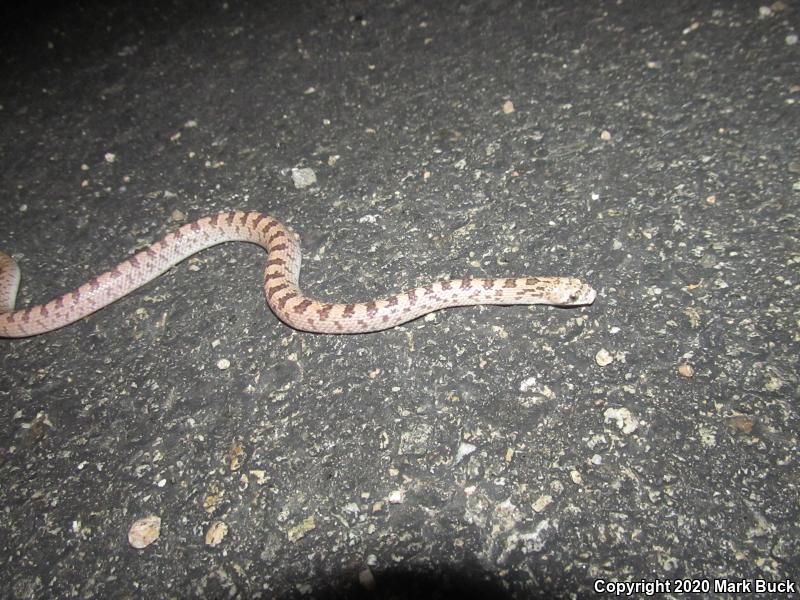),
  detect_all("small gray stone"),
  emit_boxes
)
[291,167,317,189]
